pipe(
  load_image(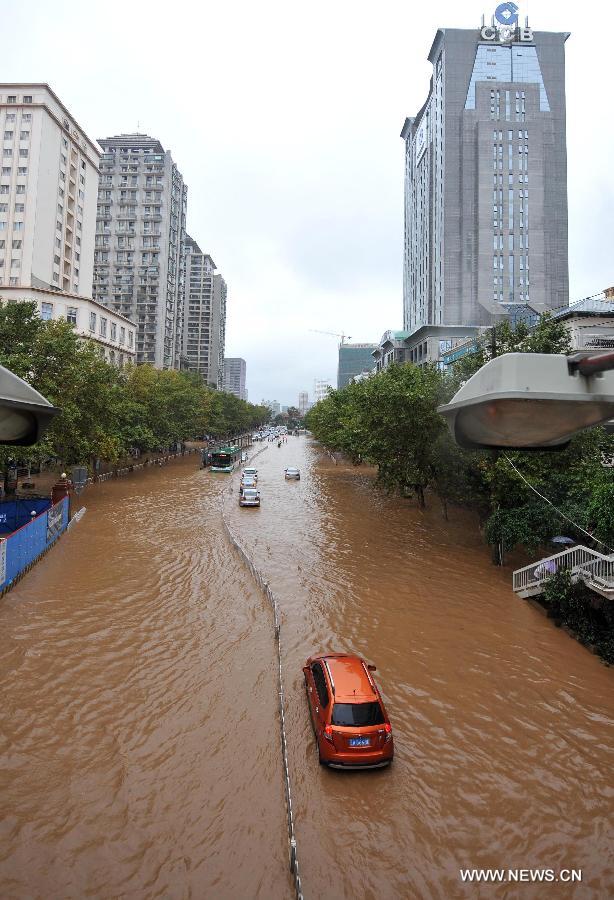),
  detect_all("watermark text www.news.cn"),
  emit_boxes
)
[460,868,582,884]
